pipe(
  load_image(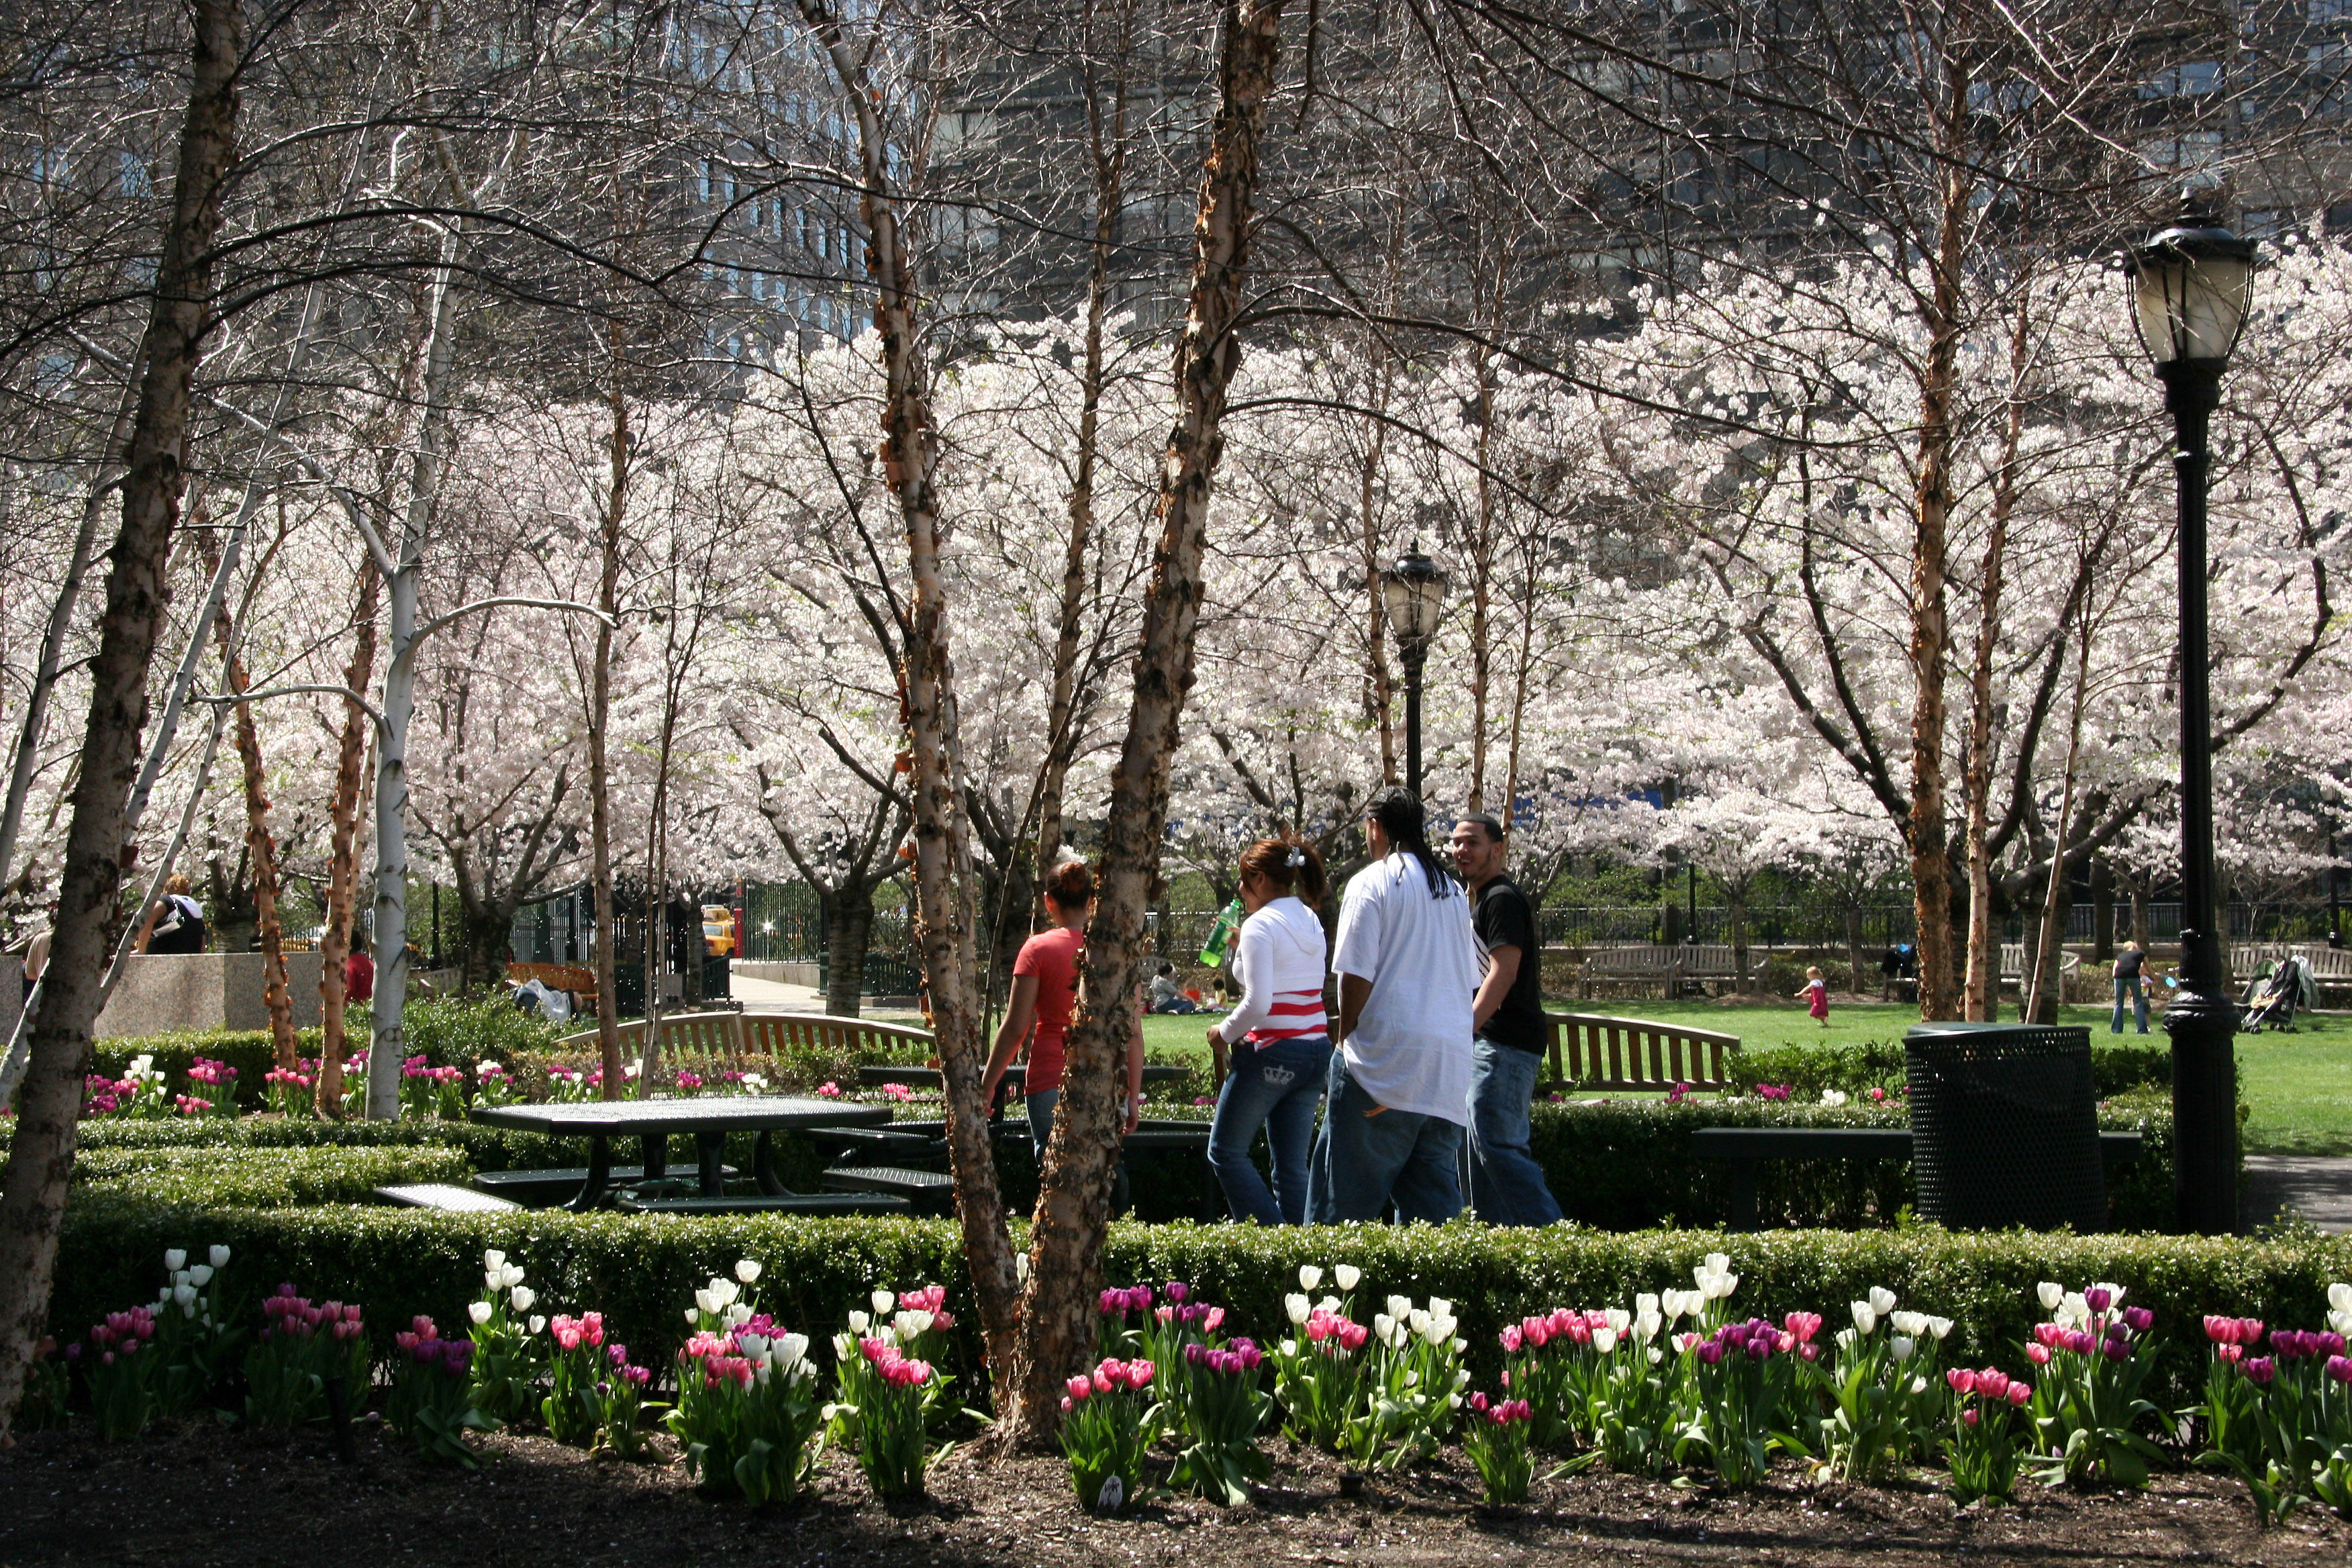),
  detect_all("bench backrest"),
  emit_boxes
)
[1997,944,2081,977]
[2236,943,2352,979]
[1579,944,1759,973]
[554,1011,938,1066]
[509,961,597,994]
[1545,1011,1742,1092]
